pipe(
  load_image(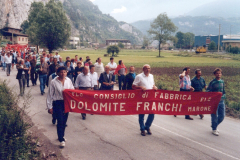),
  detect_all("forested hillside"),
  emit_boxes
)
[63,0,143,44]
[131,16,240,36]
